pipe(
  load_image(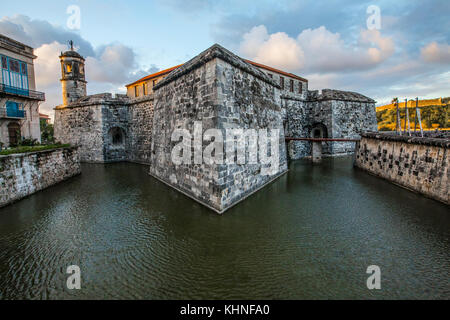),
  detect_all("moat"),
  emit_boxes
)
[0,157,449,299]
